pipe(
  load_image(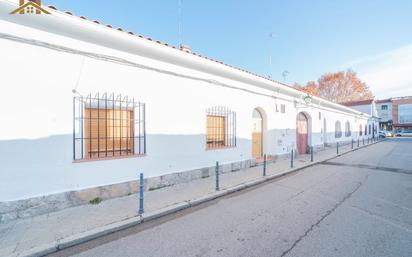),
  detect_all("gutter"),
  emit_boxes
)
[0,0,367,117]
